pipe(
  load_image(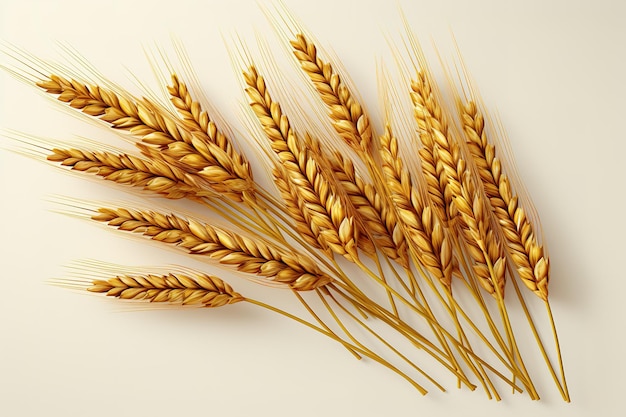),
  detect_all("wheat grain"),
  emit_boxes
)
[243,65,361,260]
[92,207,332,291]
[89,272,244,307]
[462,101,548,299]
